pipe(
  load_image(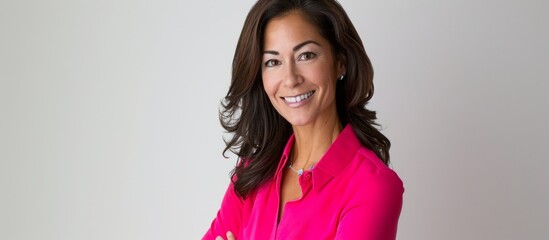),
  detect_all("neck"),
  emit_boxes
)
[290,116,343,171]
